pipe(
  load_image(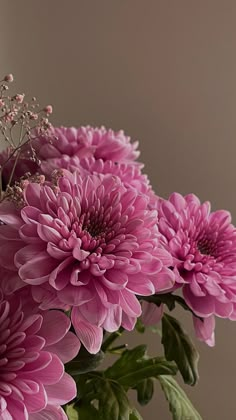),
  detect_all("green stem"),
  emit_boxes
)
[101,327,124,352]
